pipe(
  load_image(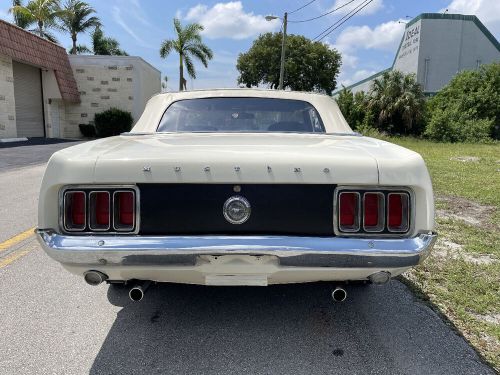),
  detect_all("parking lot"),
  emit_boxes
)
[0,140,495,375]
